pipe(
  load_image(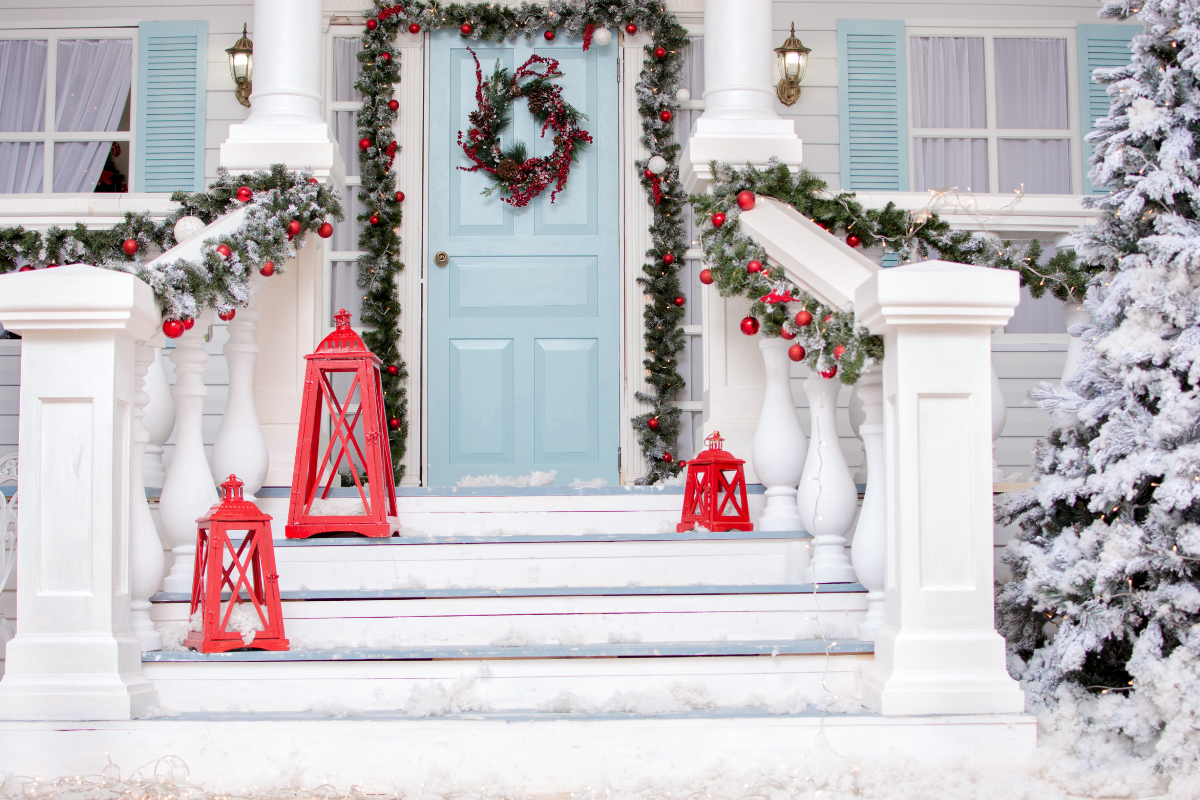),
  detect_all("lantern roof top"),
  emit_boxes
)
[307,308,381,364]
[199,474,272,523]
[686,431,745,466]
